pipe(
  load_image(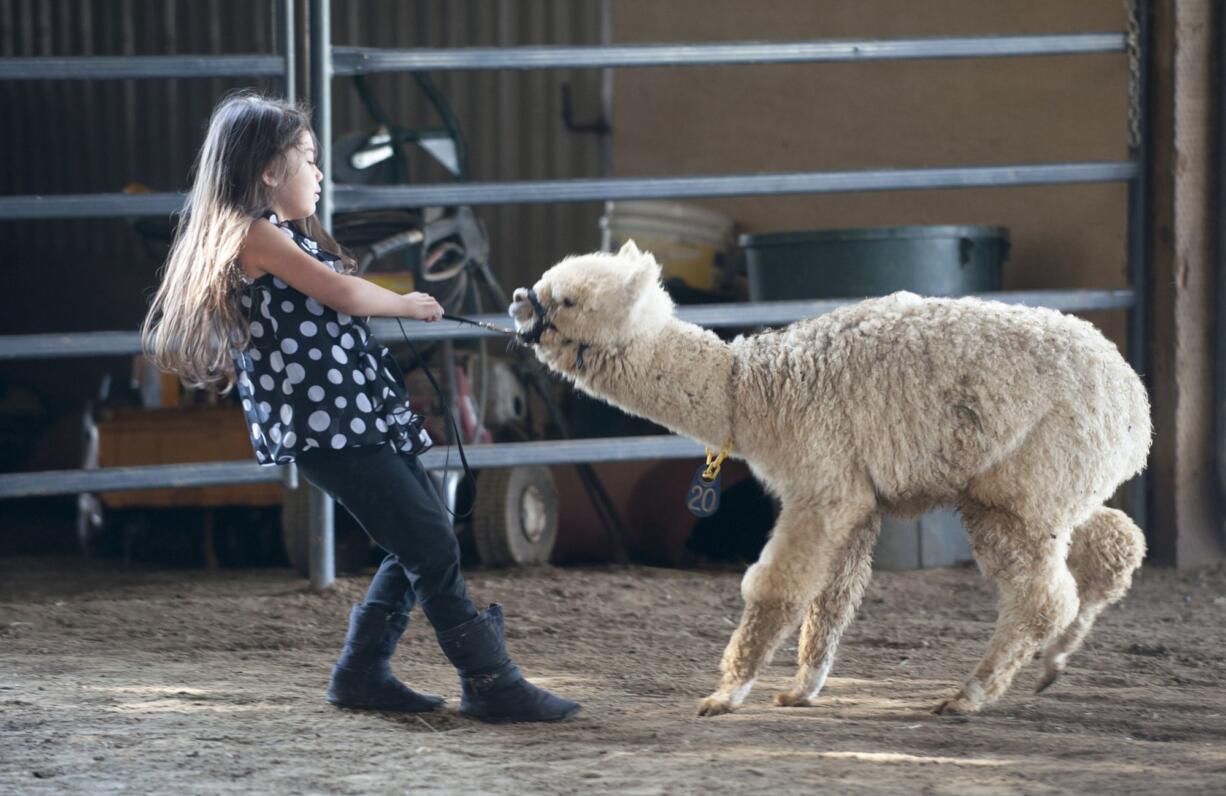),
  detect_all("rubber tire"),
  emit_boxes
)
[471,466,559,567]
[281,485,373,578]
